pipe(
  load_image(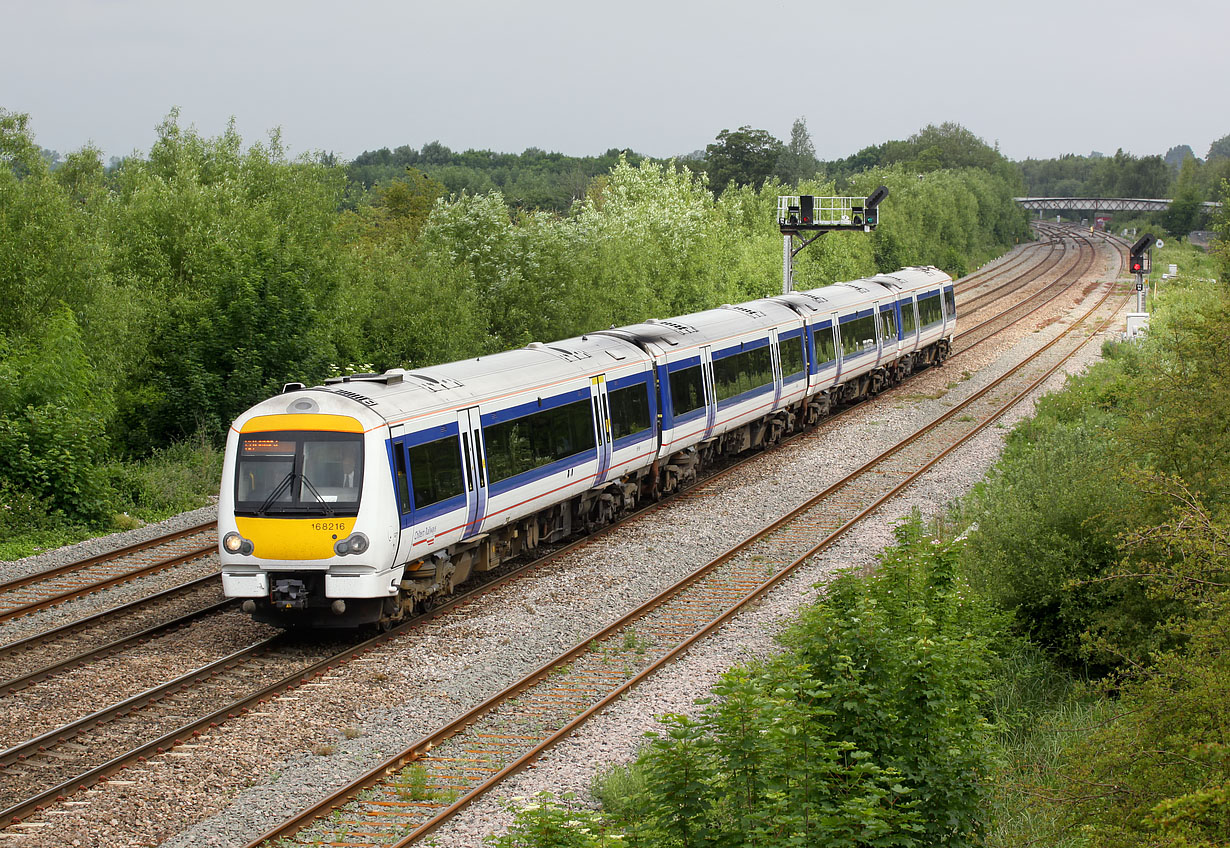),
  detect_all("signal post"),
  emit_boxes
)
[778,186,889,294]
[1125,232,1159,340]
